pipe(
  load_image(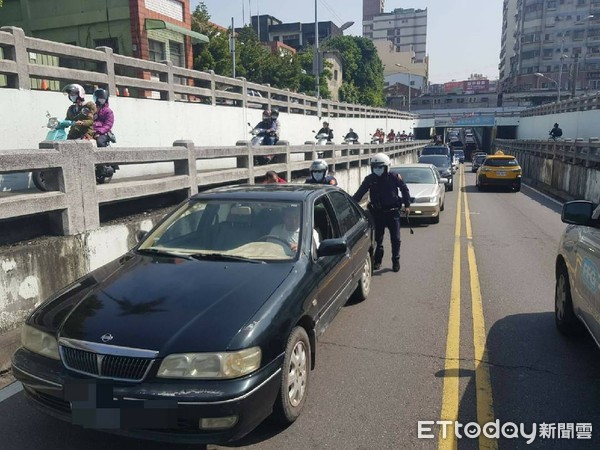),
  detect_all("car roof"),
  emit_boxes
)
[191,184,339,201]
[485,155,517,160]
[391,163,436,169]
